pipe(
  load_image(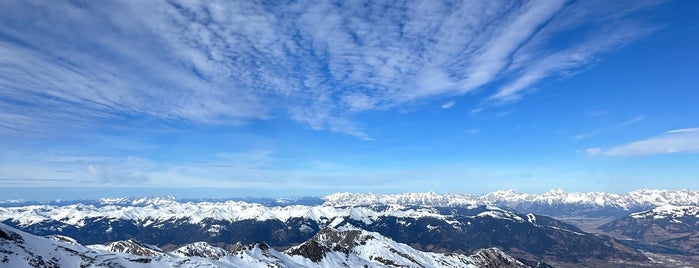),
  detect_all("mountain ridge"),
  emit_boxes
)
[4,189,697,210]
[324,189,699,211]
[1,202,651,265]
[0,222,536,268]
[599,205,699,256]
[3,190,697,267]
